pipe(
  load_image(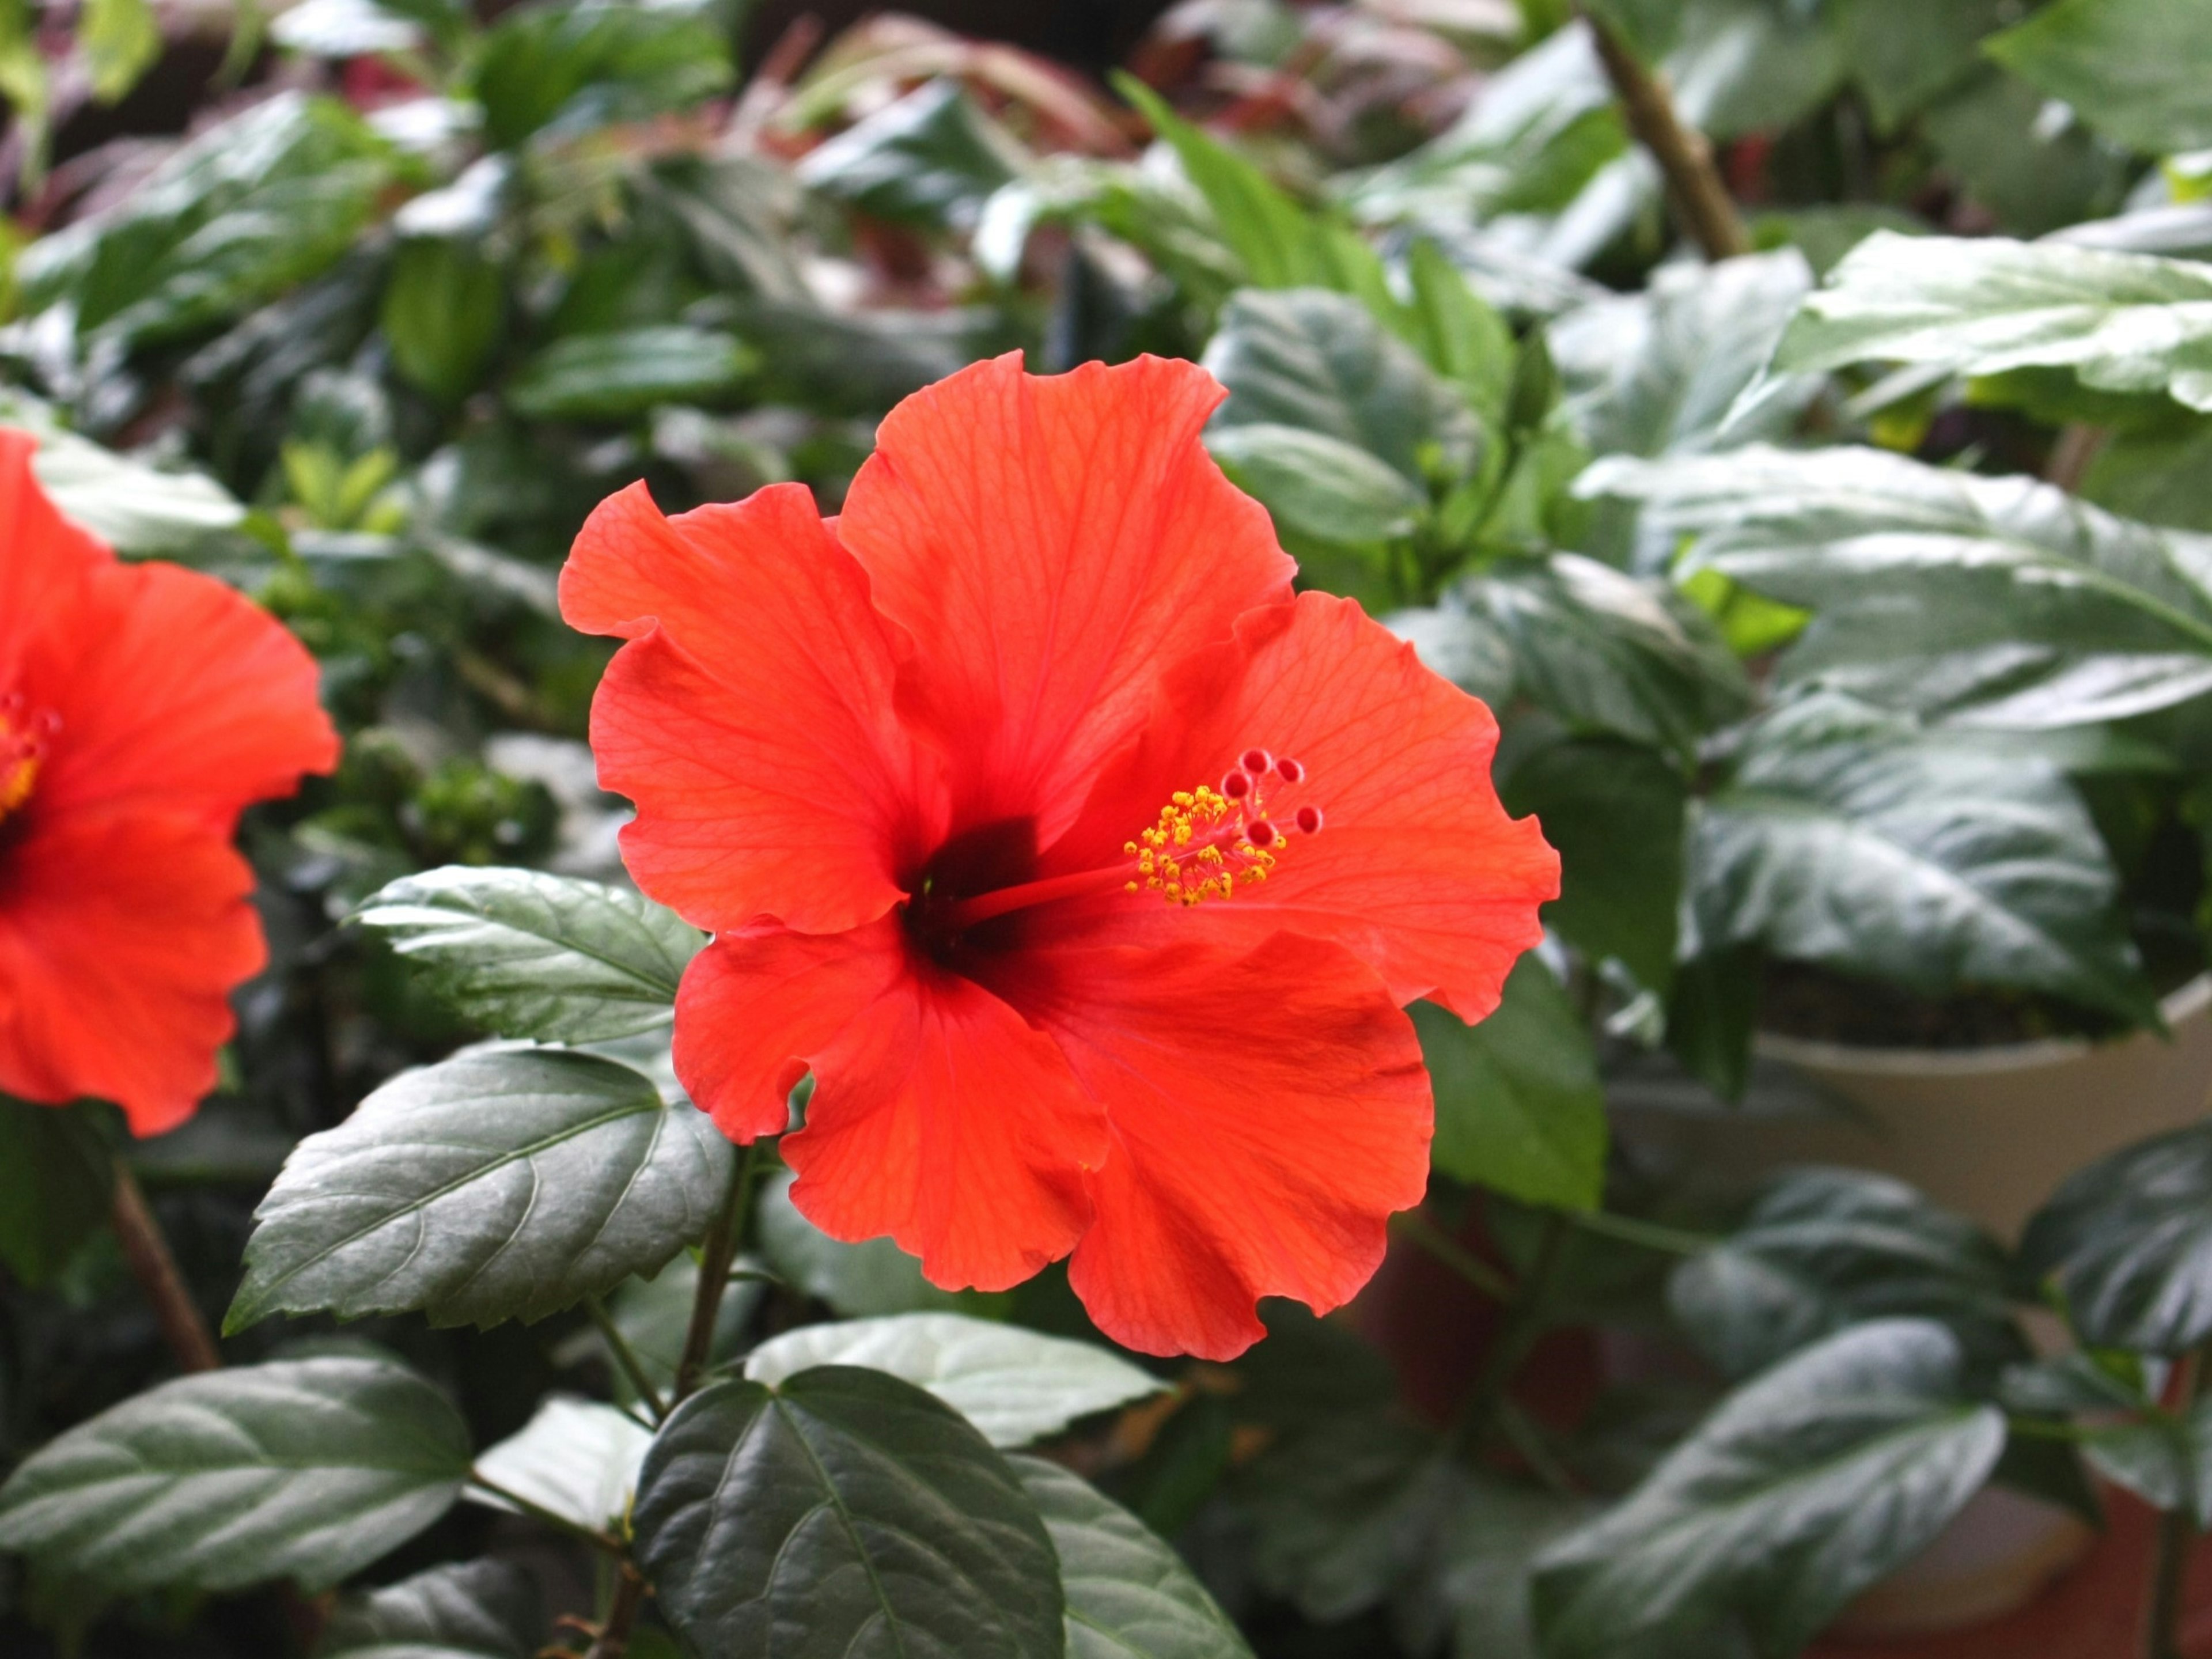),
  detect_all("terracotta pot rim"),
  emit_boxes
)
[1752,973,2212,1079]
